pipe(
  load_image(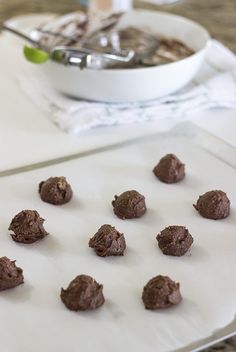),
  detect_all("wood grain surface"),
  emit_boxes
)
[1,0,236,51]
